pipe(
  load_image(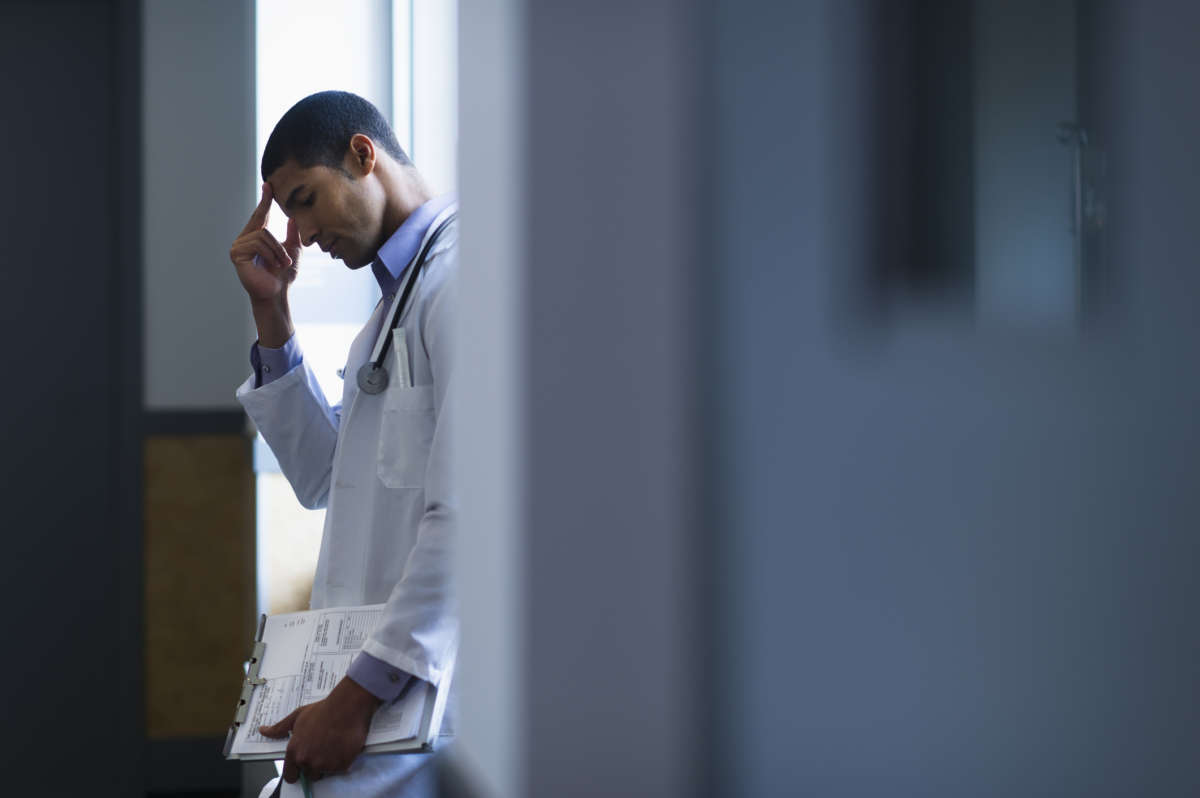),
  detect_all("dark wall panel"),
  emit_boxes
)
[0,1,141,794]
